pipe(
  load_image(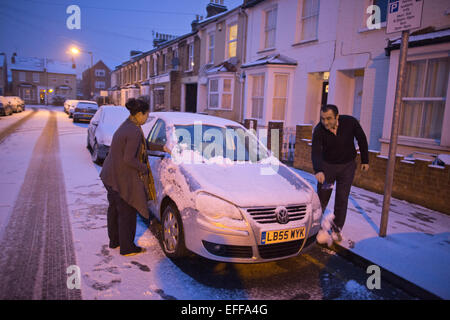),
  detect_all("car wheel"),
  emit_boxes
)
[161,203,188,259]
[91,142,101,164]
